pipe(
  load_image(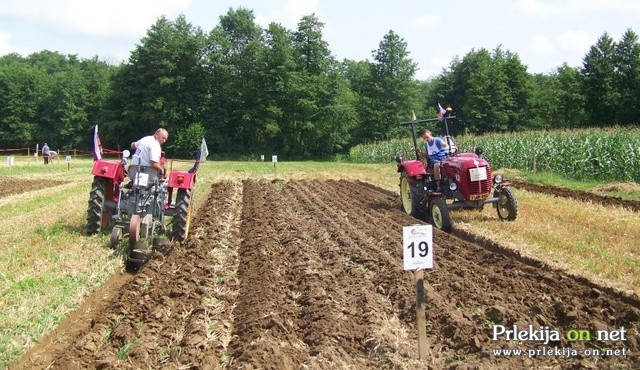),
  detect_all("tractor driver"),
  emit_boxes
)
[130,128,169,177]
[421,129,448,190]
